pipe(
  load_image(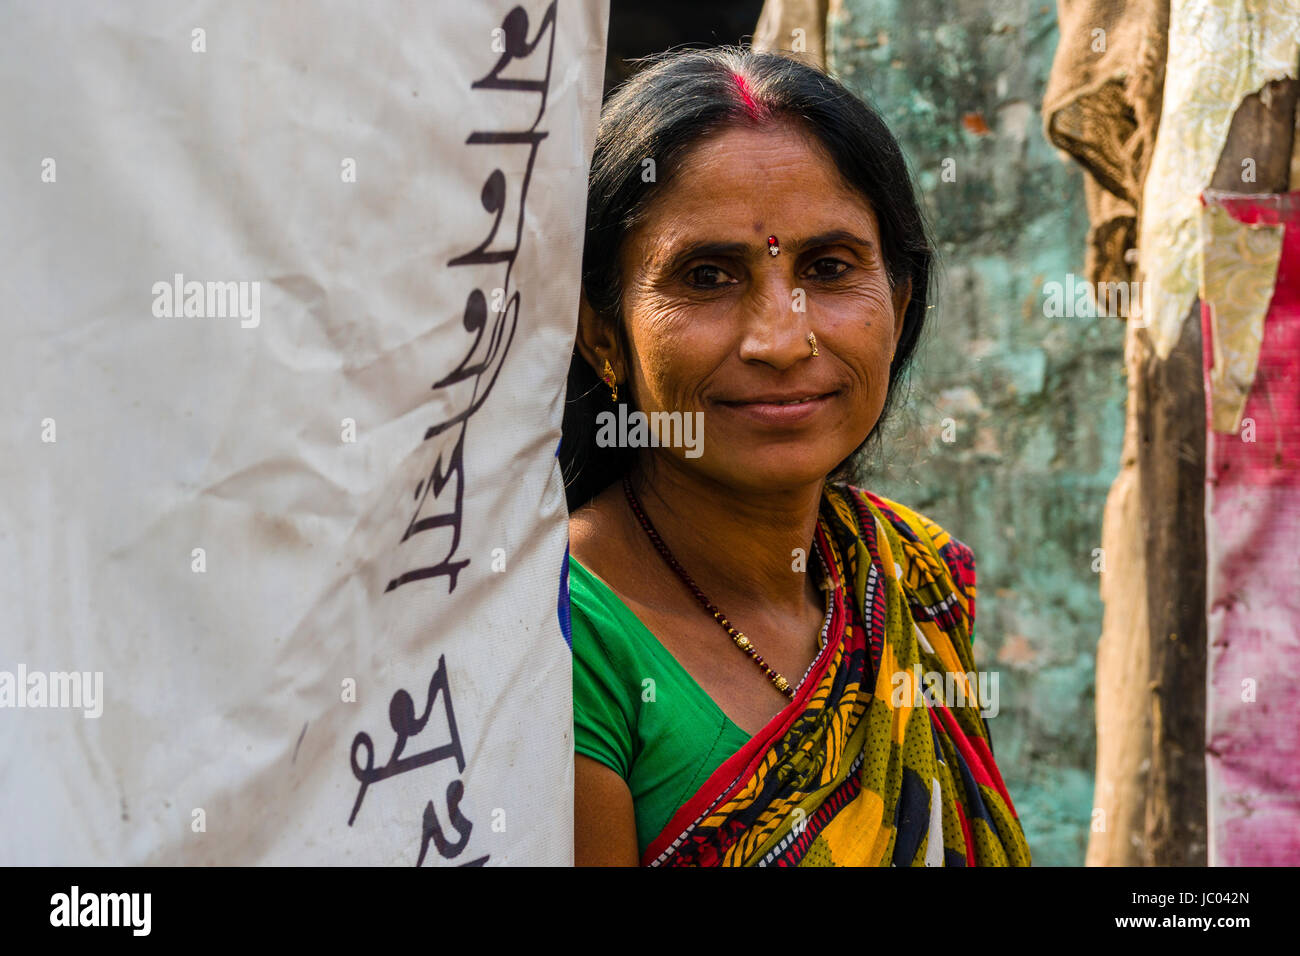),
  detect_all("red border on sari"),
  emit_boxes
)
[640,520,850,866]
[929,700,1018,818]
